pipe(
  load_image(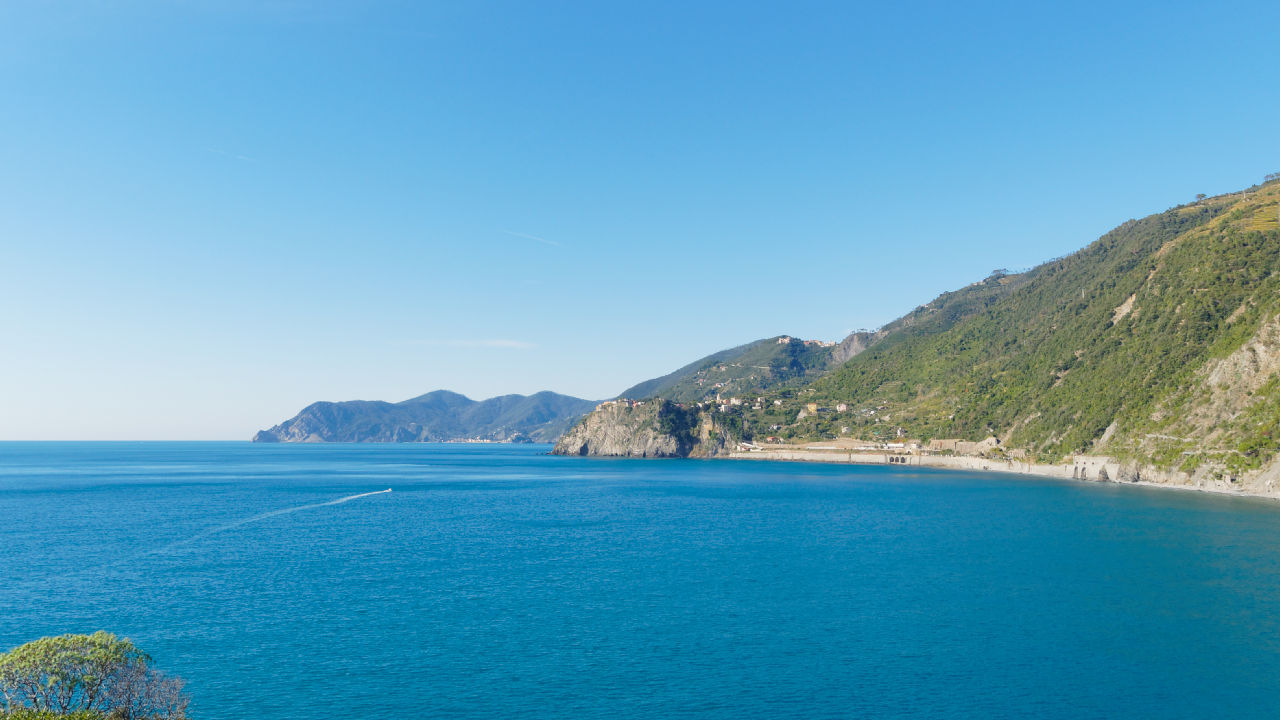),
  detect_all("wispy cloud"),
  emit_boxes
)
[502,230,560,247]
[206,147,257,162]
[415,339,536,350]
